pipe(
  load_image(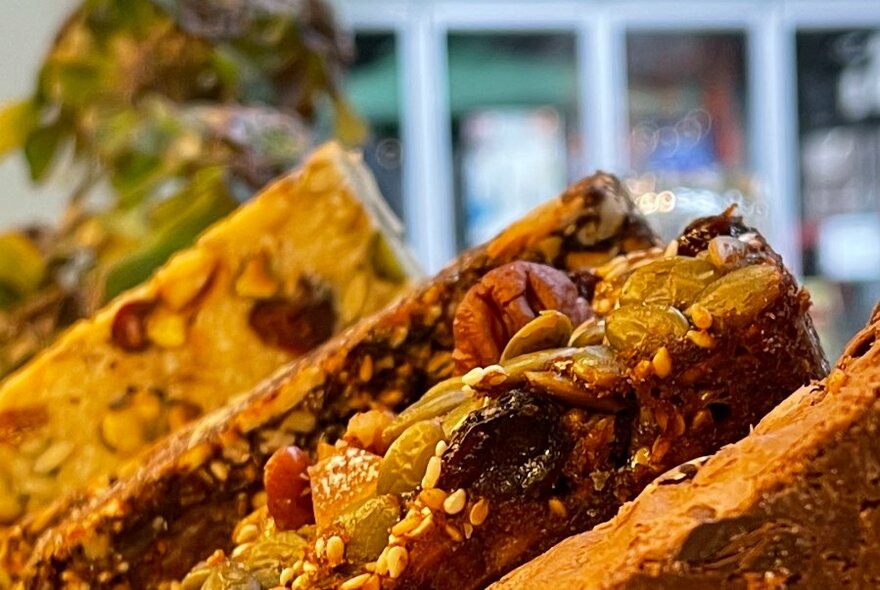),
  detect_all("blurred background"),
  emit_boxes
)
[1,0,879,359]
